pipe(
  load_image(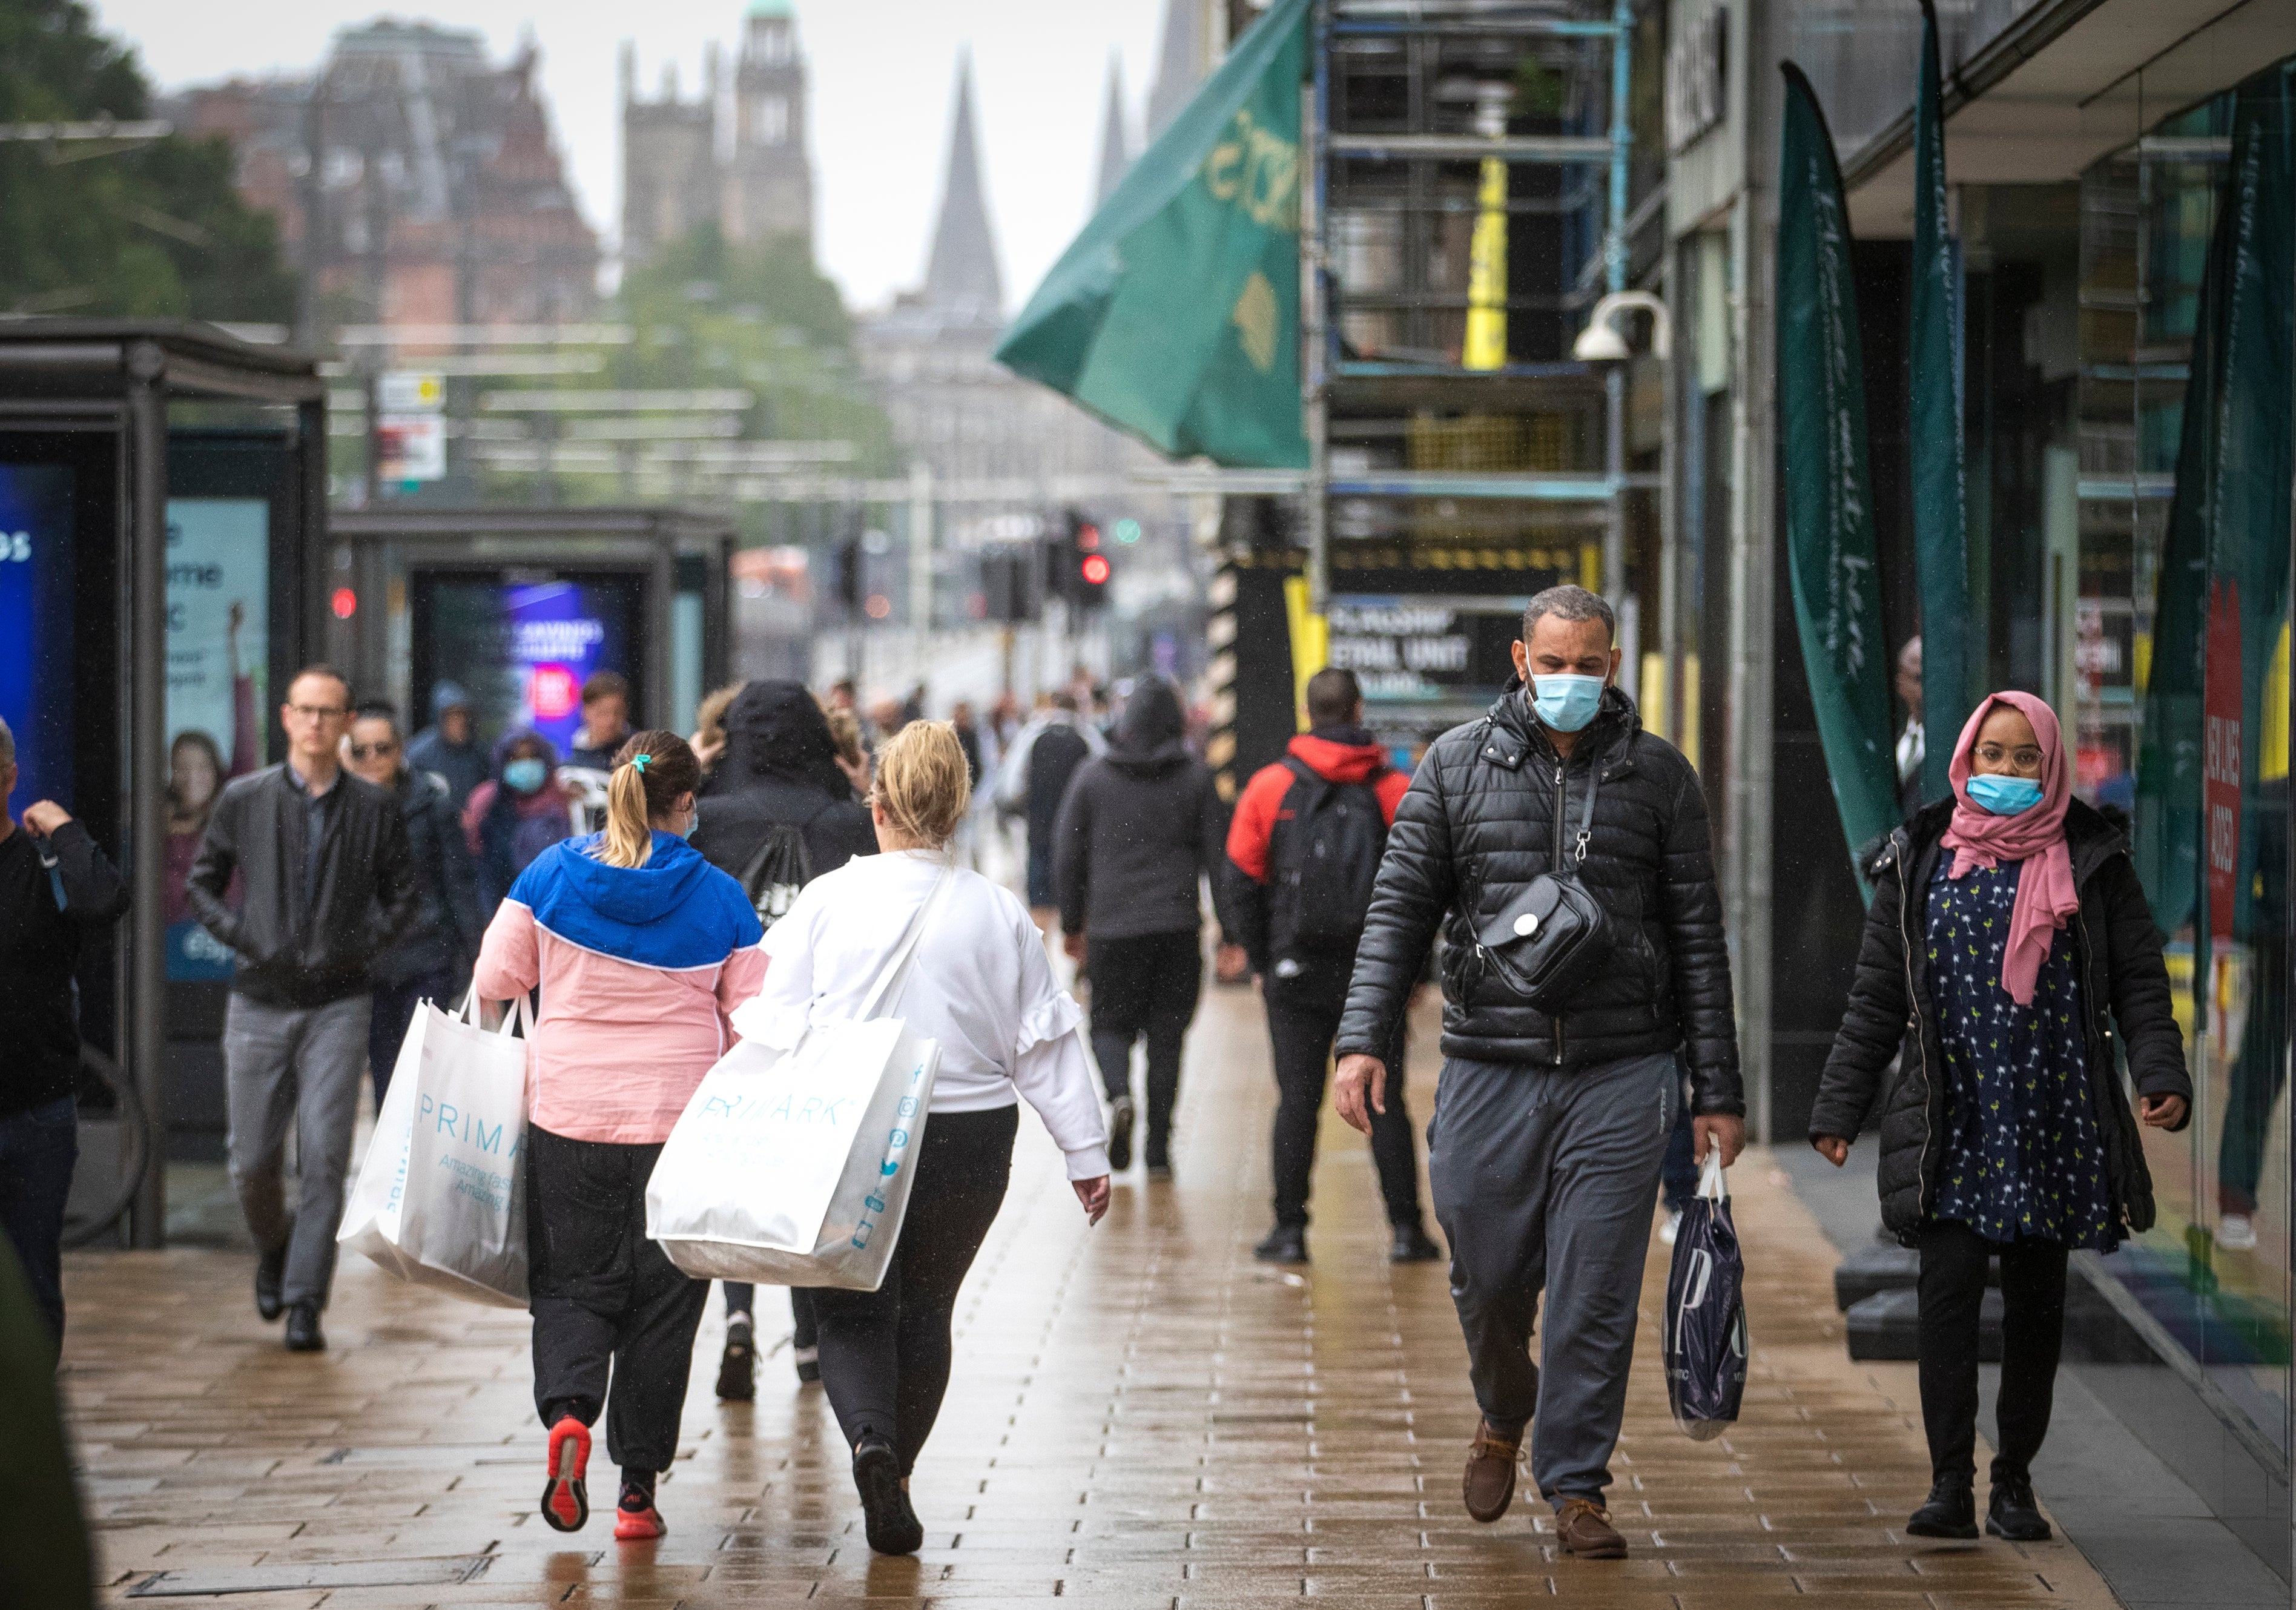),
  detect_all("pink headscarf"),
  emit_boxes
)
[1939,691,2080,1006]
